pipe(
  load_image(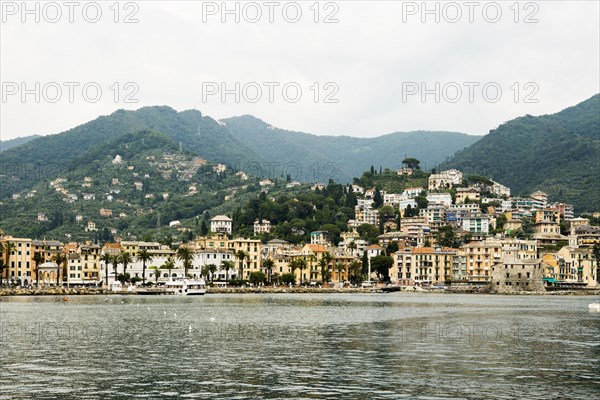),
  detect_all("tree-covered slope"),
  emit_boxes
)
[221,115,480,183]
[0,135,41,152]
[0,106,263,198]
[442,94,600,212]
[0,129,260,241]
